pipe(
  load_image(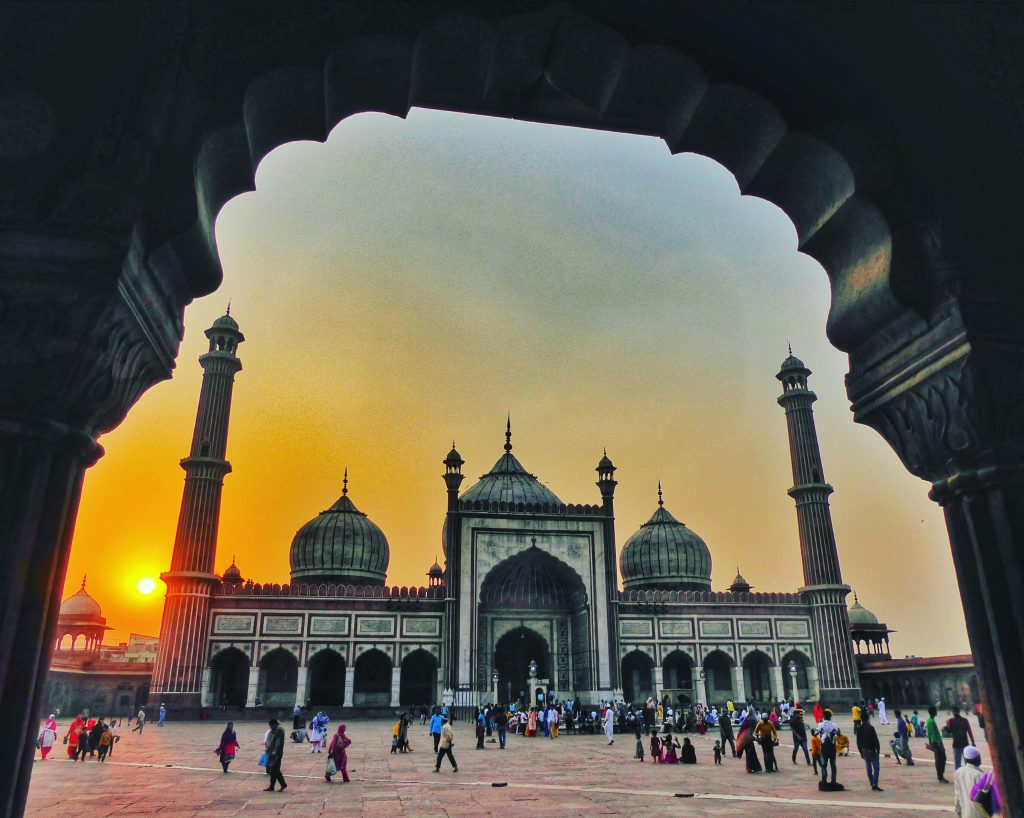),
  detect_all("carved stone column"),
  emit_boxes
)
[0,232,186,818]
[848,300,1024,815]
[246,666,260,708]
